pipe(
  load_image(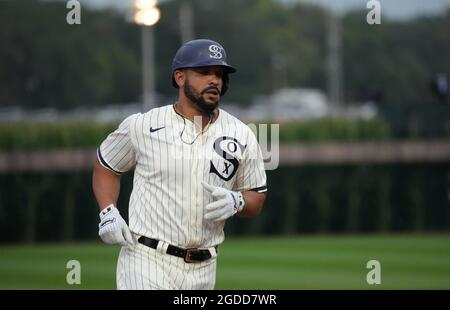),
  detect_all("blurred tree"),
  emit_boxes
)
[343,10,450,105]
[0,0,449,126]
[155,0,327,104]
[0,0,141,109]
